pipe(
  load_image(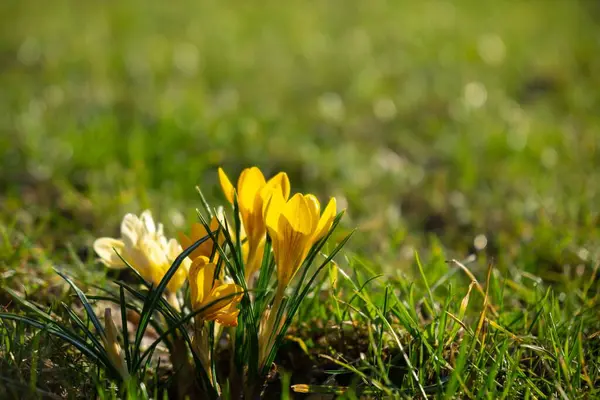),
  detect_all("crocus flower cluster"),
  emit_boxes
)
[218,167,337,369]
[218,166,336,289]
[92,166,340,391]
